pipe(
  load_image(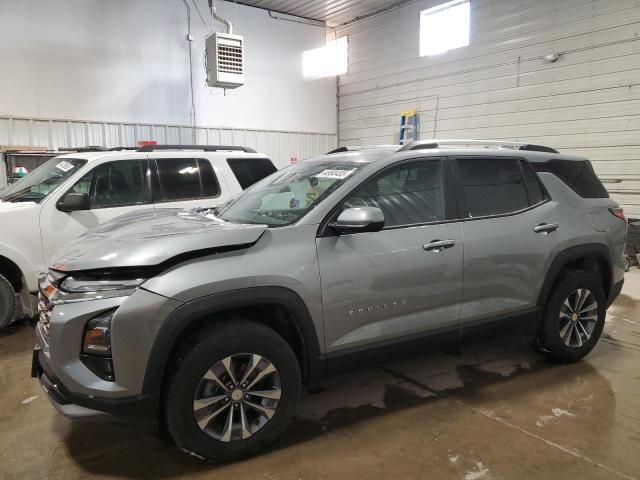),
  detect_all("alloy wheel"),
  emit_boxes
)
[193,353,281,442]
[558,288,598,348]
